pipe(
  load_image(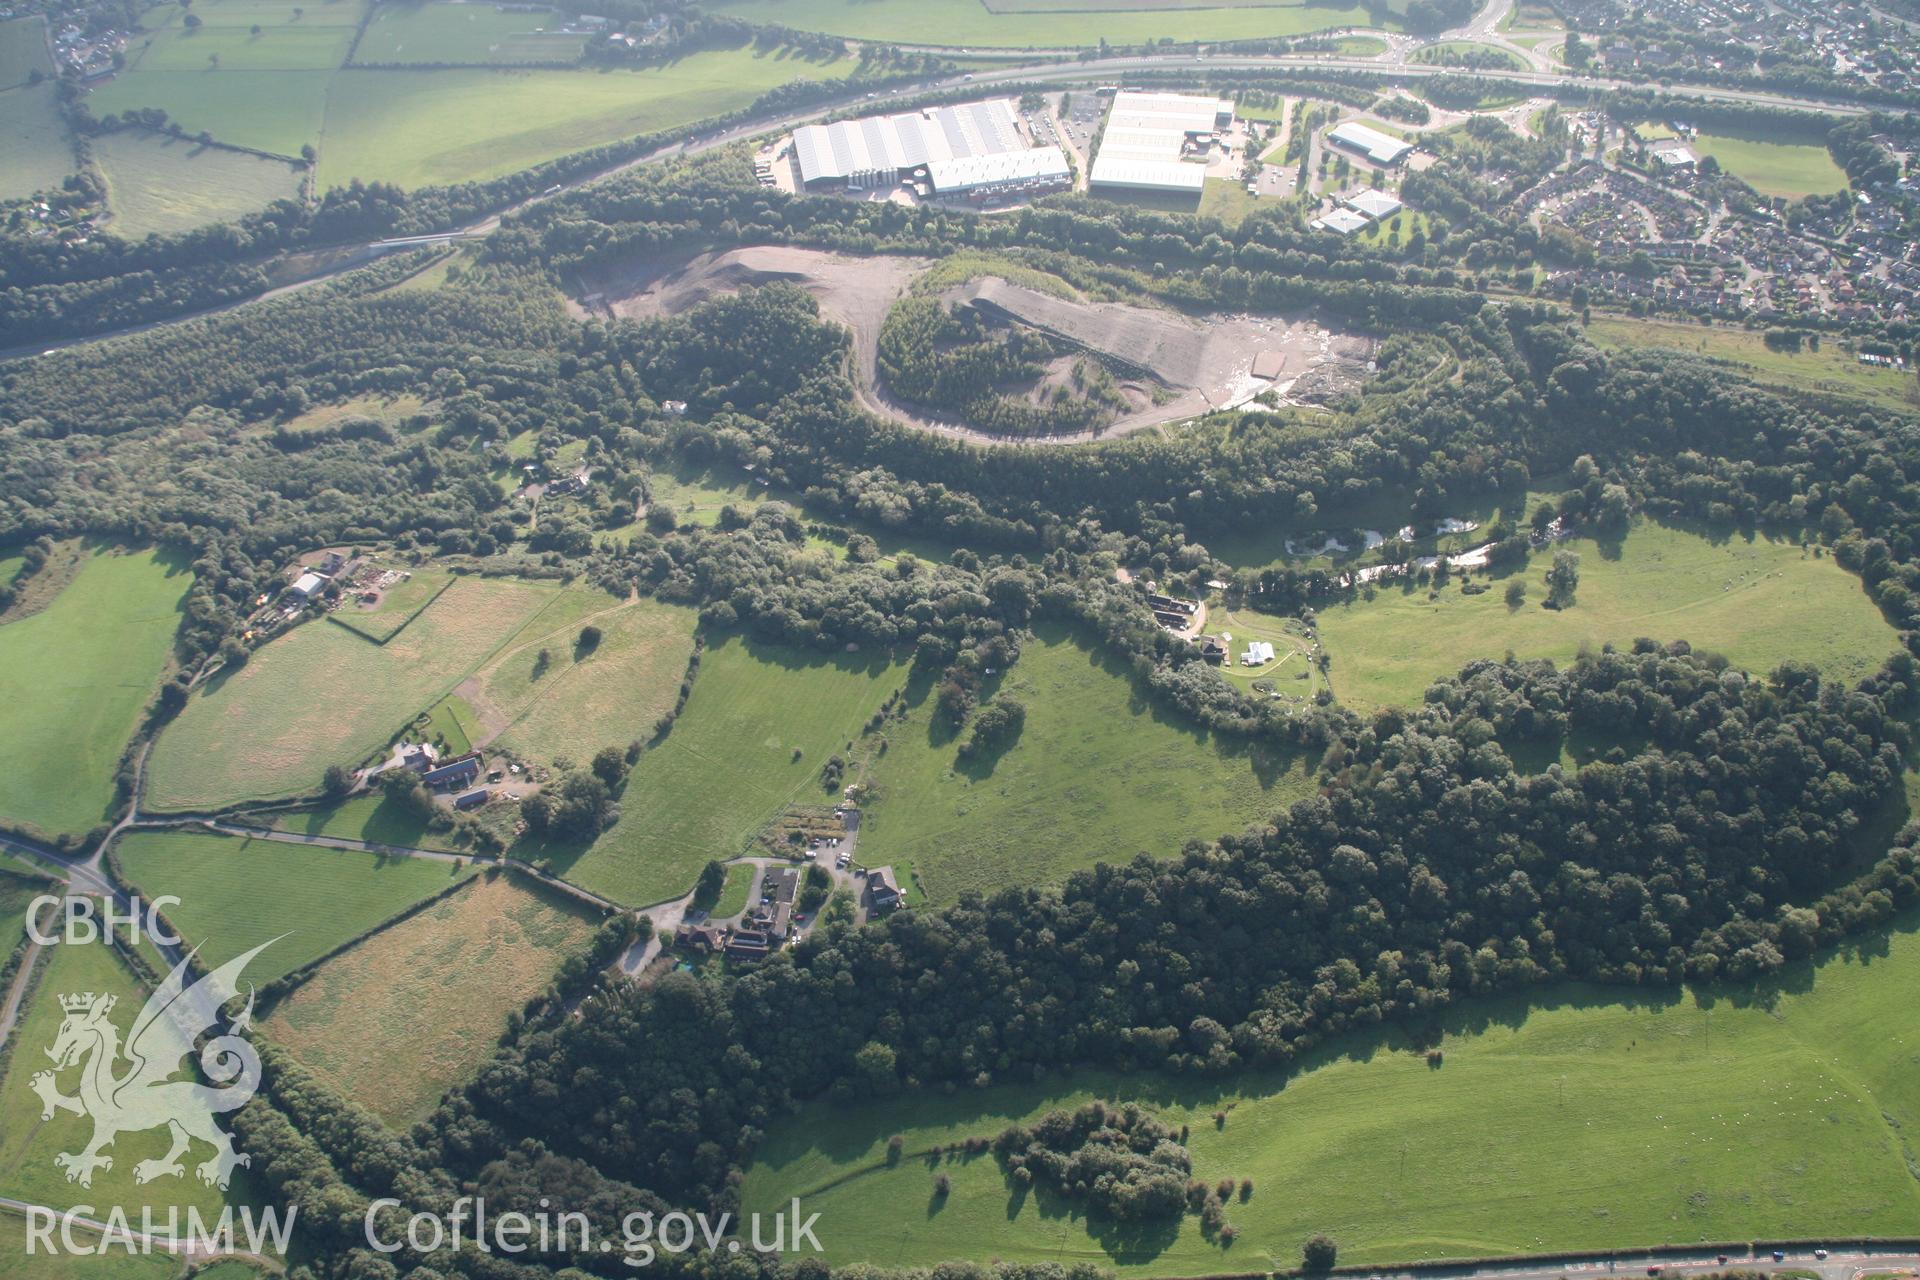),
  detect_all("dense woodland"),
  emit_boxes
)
[4,108,1920,1279]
